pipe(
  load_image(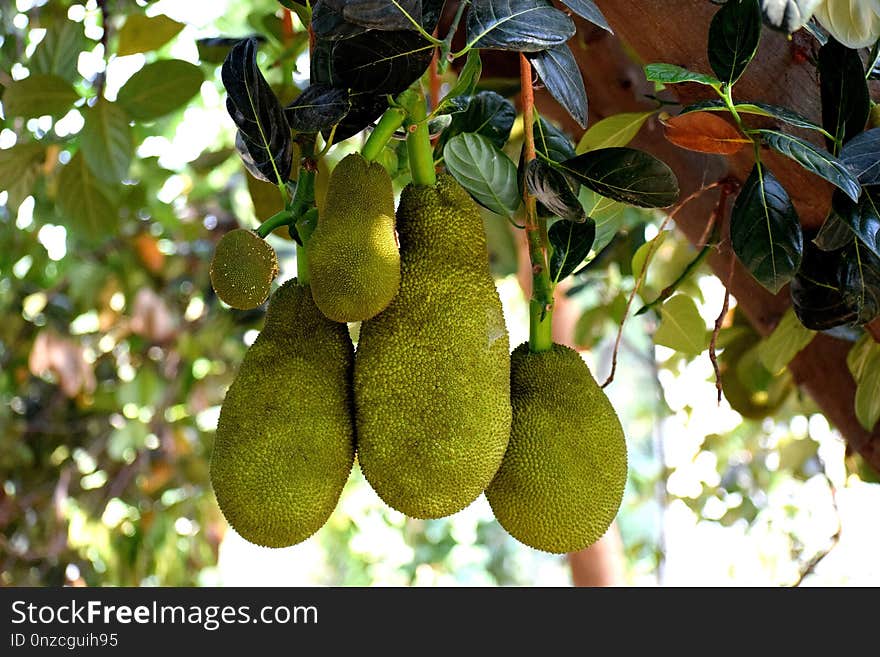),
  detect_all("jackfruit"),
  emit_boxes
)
[210,229,279,310]
[486,343,627,554]
[354,174,511,519]
[308,154,400,322]
[210,278,355,547]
